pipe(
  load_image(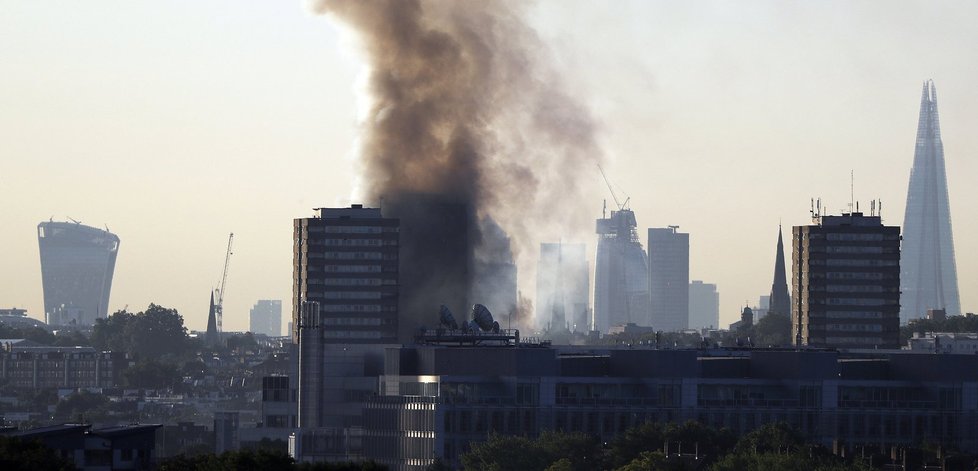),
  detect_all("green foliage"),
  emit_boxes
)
[461,430,600,471]
[0,436,76,470]
[123,358,181,389]
[53,390,110,422]
[709,423,872,471]
[157,449,386,471]
[901,313,978,344]
[92,304,189,360]
[0,324,55,345]
[751,312,791,347]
